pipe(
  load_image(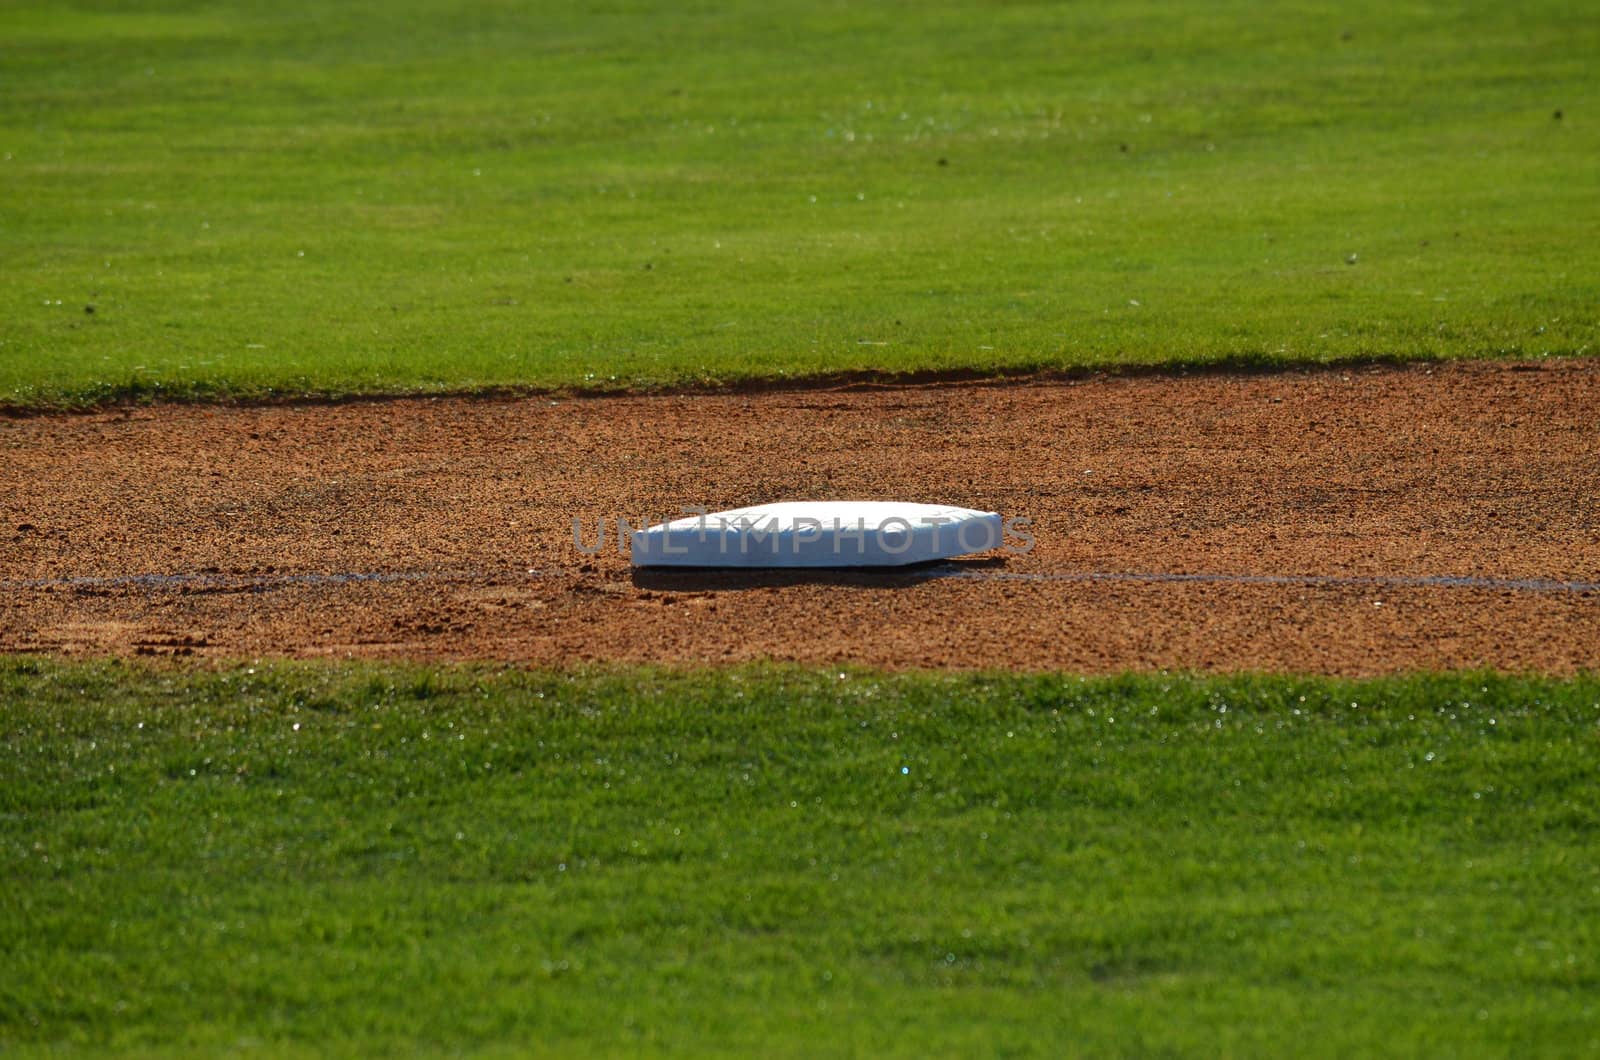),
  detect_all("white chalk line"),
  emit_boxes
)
[4,565,1599,595]
[1,570,454,592]
[919,567,1600,594]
